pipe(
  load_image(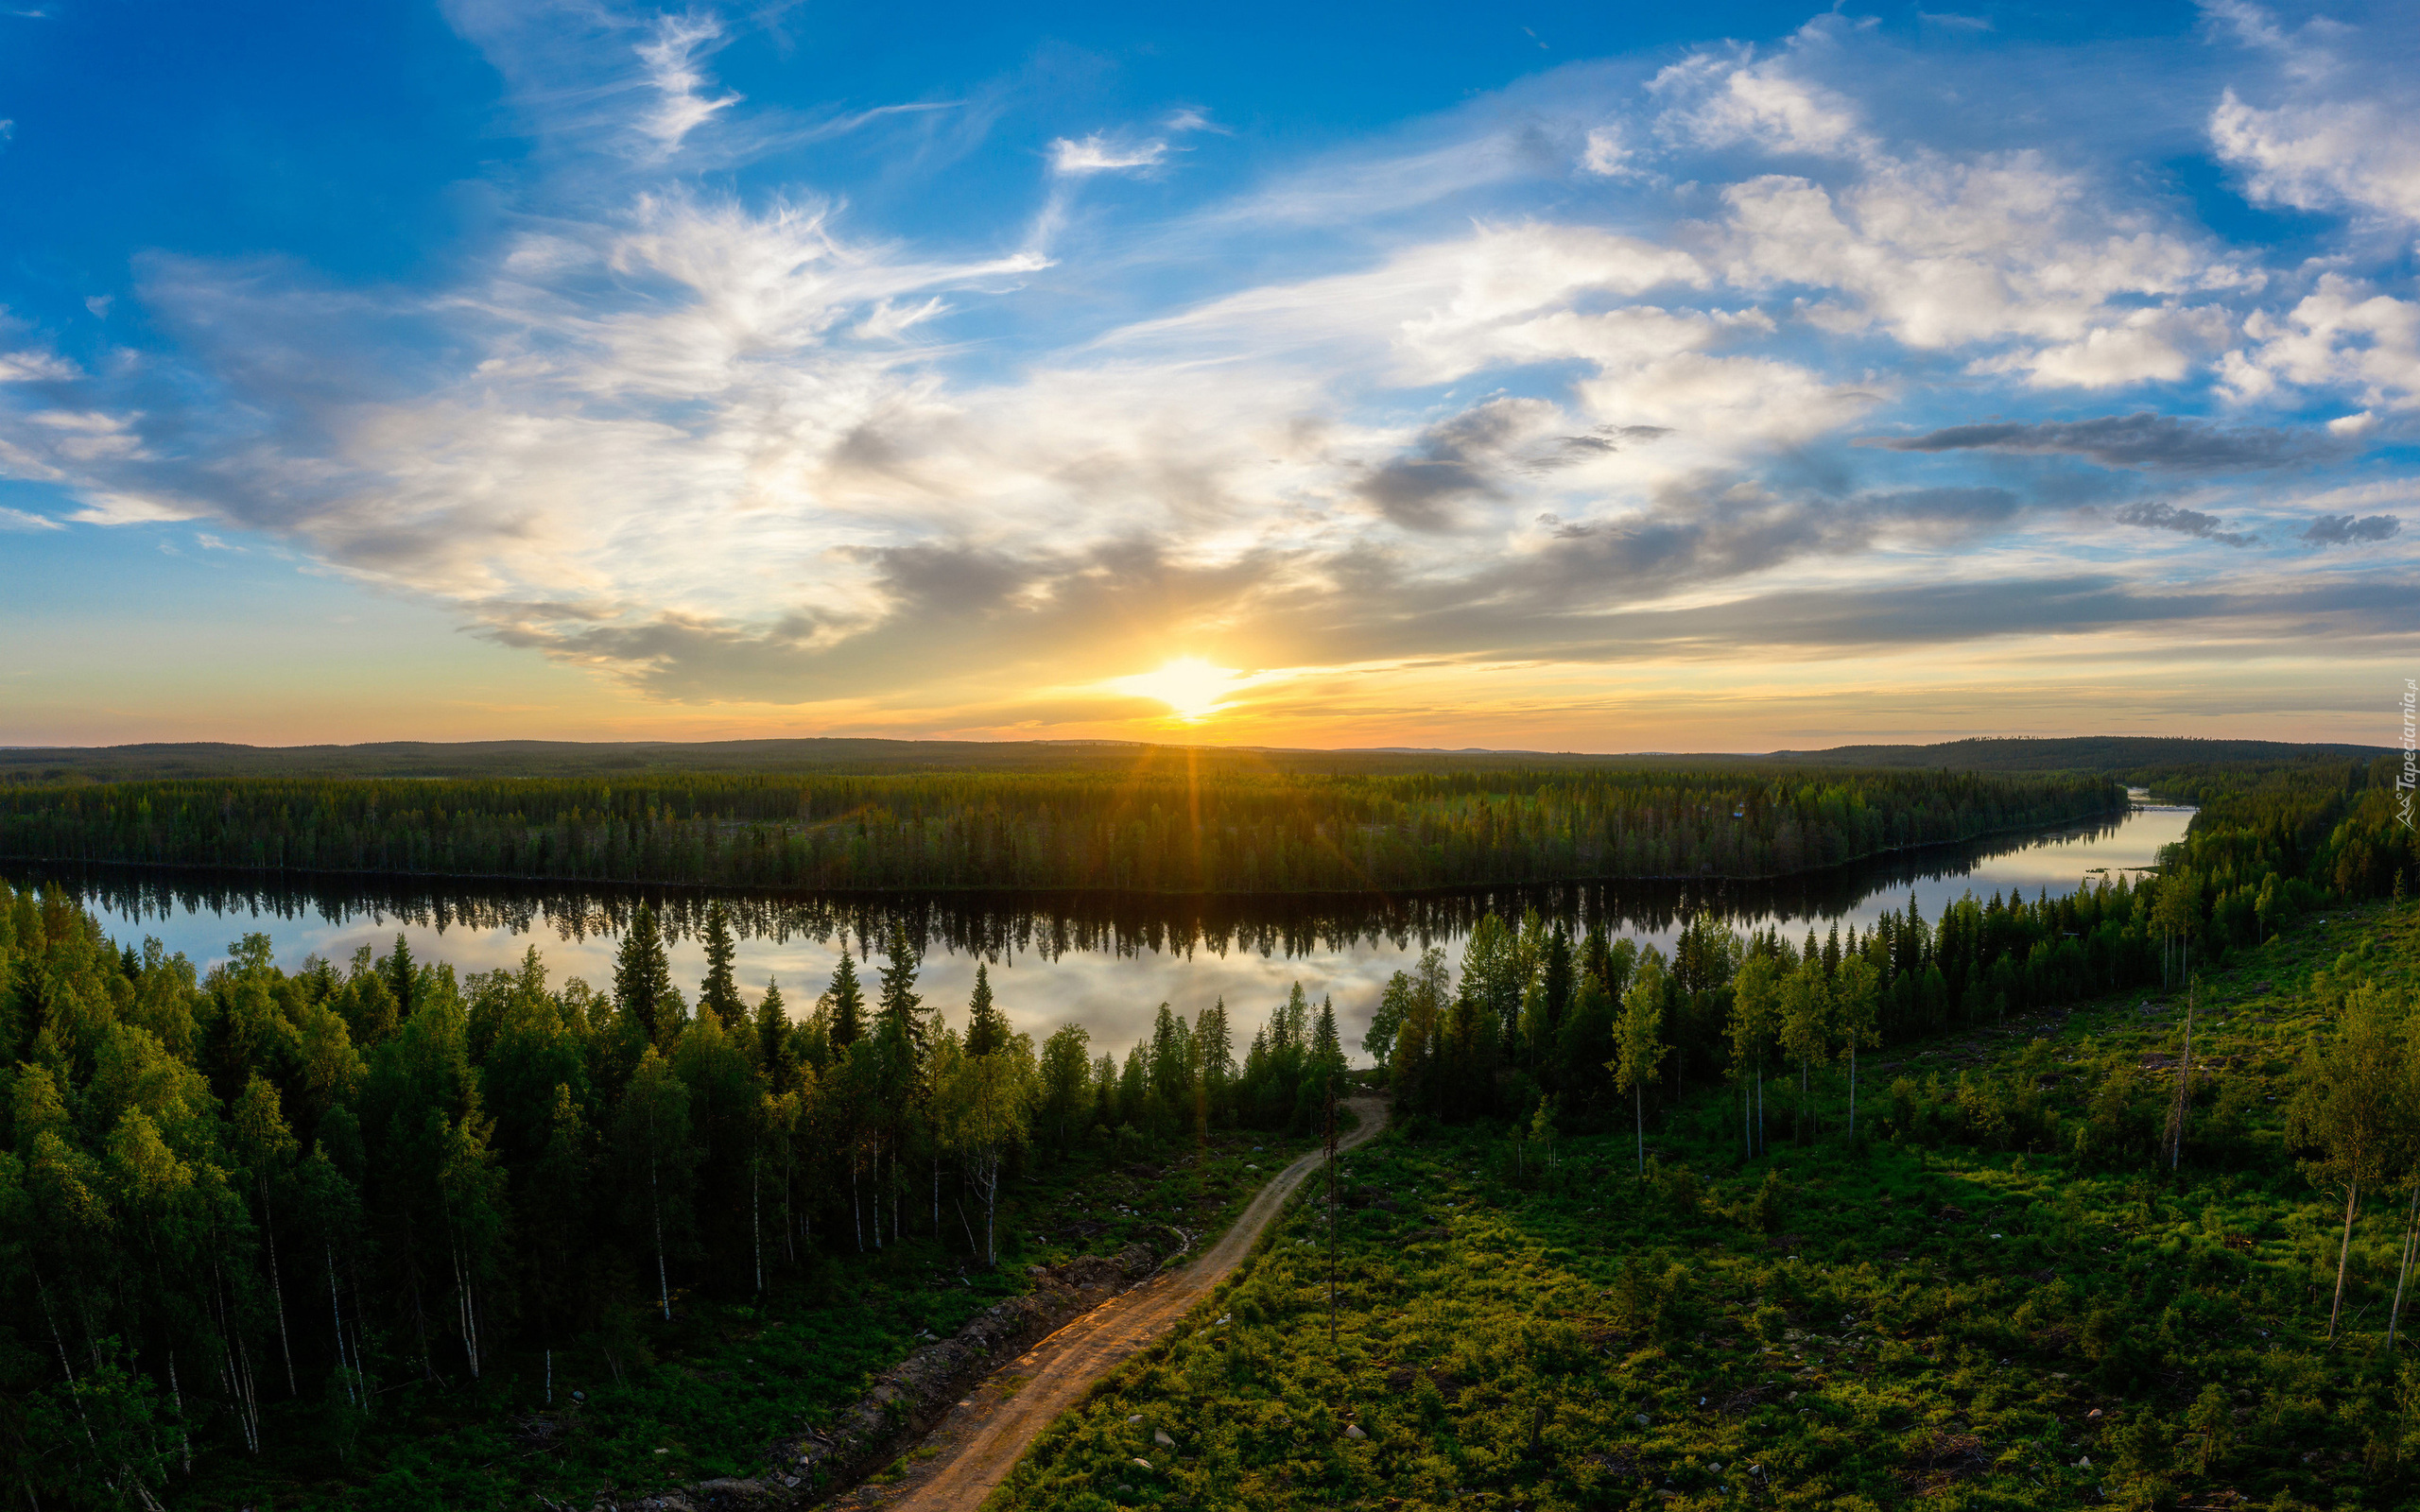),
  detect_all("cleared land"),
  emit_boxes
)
[842,1097,1389,1511]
